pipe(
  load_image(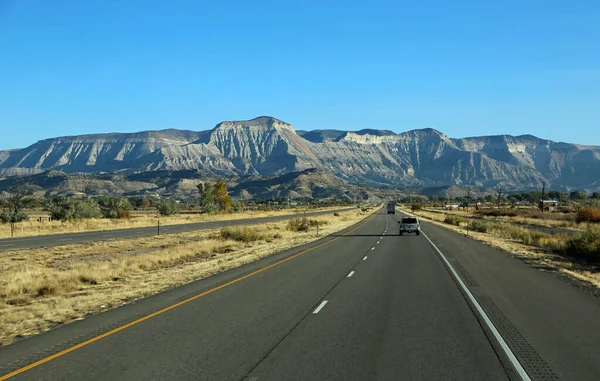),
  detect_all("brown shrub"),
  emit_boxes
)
[475,209,518,217]
[576,208,600,224]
